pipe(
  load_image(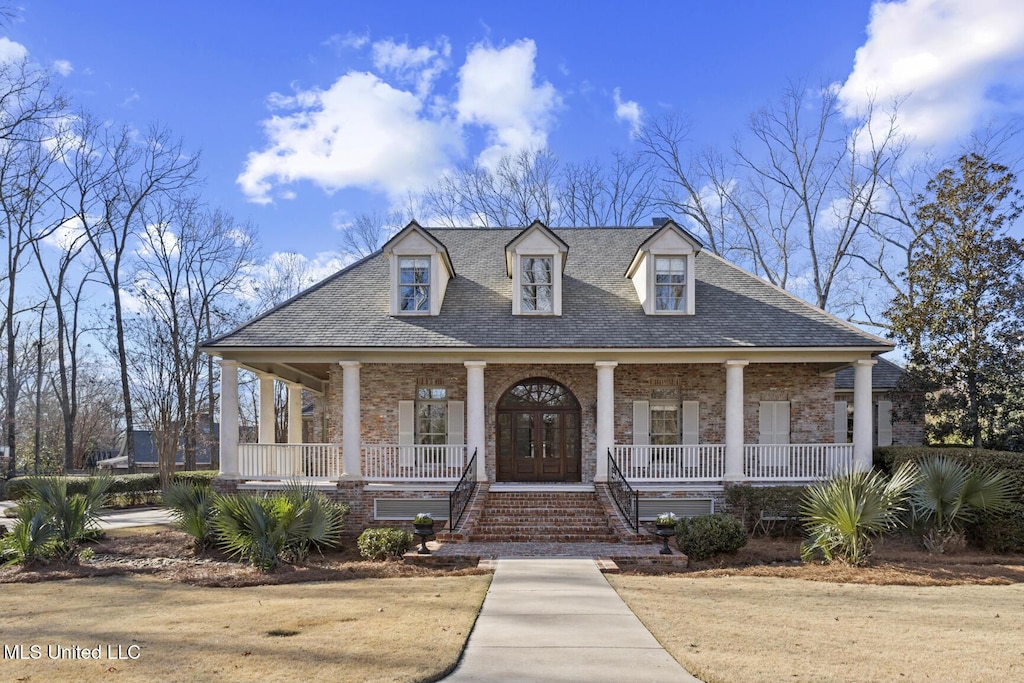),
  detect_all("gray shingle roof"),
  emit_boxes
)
[205,227,889,350]
[834,357,906,390]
